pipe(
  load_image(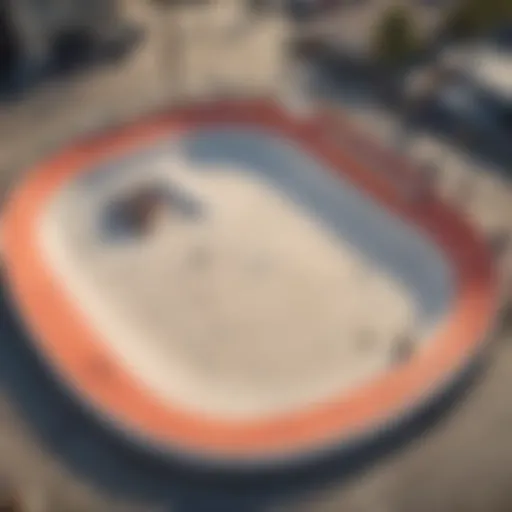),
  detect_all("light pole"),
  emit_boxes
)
[150,0,185,102]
